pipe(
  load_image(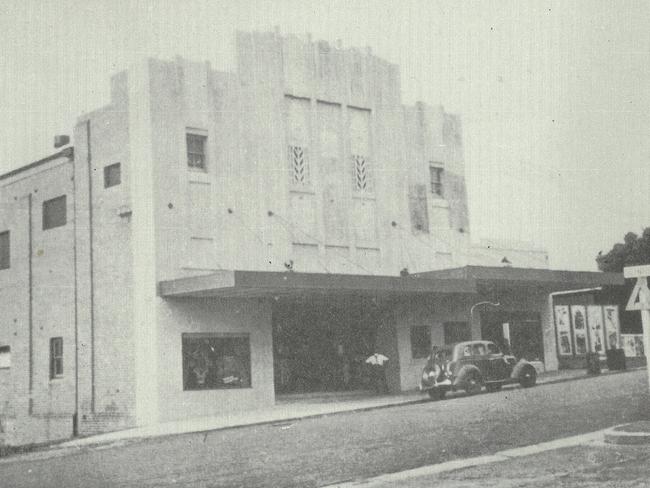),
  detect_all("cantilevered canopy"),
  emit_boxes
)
[414,266,624,292]
[158,270,477,299]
